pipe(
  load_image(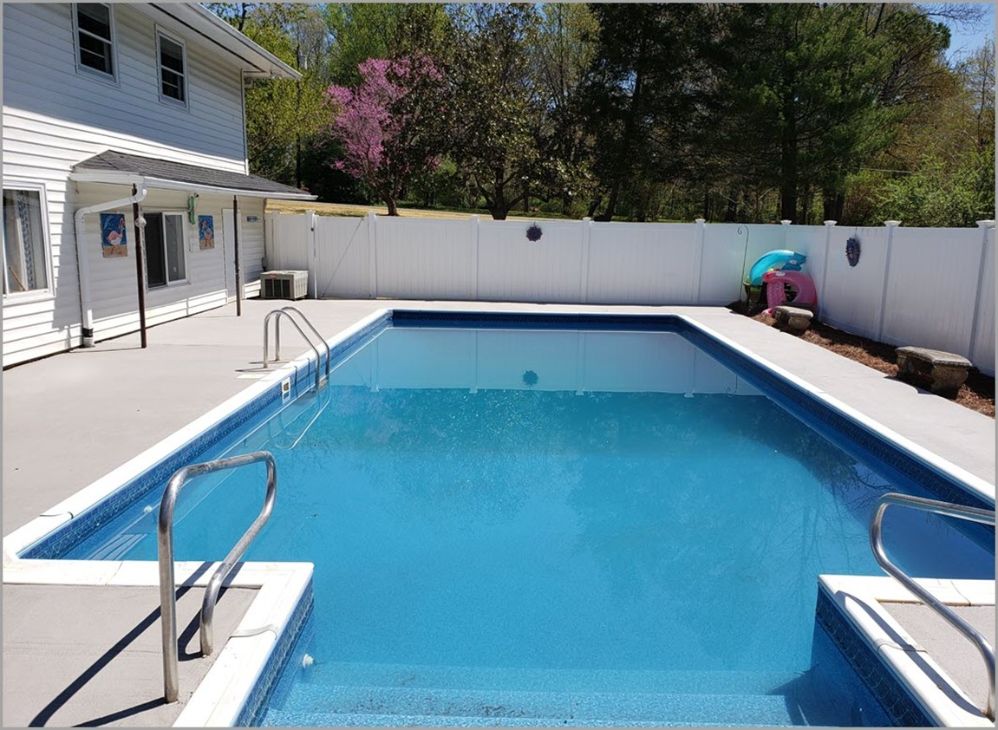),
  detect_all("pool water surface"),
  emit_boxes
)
[60,324,994,726]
